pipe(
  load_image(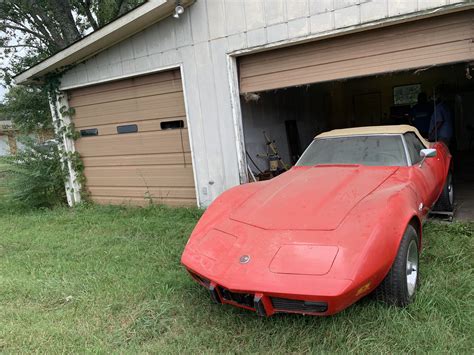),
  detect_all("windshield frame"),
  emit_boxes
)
[295,133,411,167]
